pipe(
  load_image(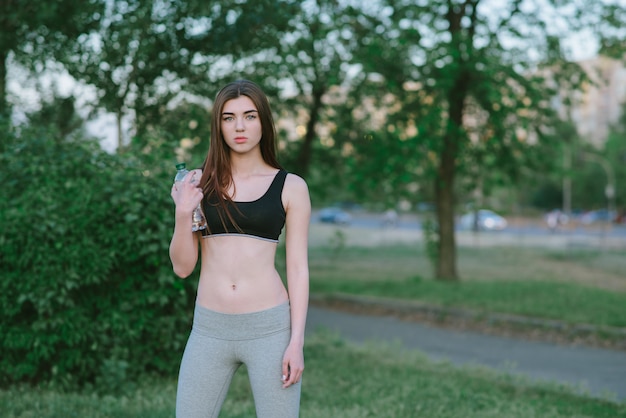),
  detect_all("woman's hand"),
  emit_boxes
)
[281,342,304,388]
[171,170,203,214]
